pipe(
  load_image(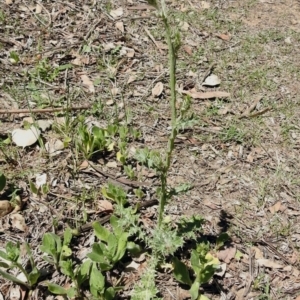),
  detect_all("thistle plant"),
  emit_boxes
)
[135,0,181,228]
